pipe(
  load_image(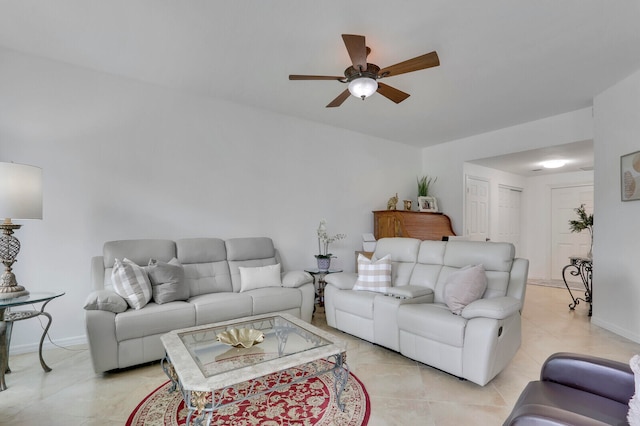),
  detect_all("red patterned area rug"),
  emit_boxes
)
[126,367,370,425]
